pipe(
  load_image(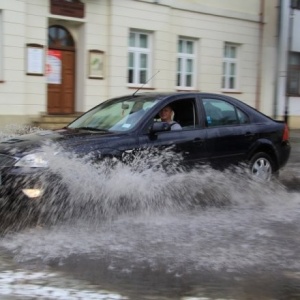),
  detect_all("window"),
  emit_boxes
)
[177,38,196,89]
[0,10,3,81]
[222,43,239,90]
[128,30,152,86]
[48,25,75,49]
[68,95,159,132]
[287,52,300,96]
[291,0,300,9]
[168,98,198,129]
[152,98,199,130]
[203,99,249,127]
